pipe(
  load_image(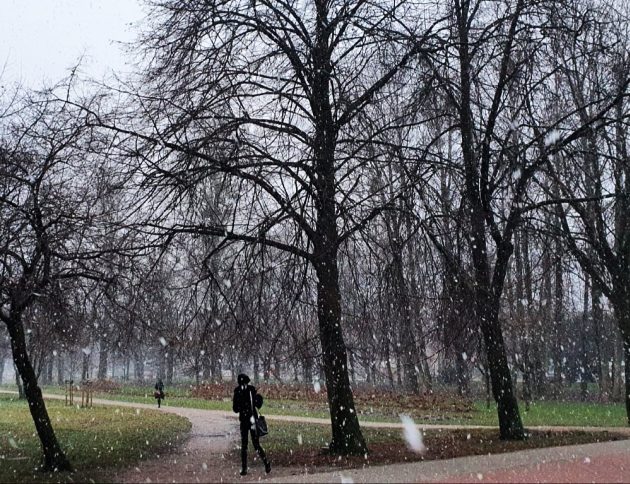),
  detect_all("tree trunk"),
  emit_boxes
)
[315,257,367,455]
[552,246,564,388]
[98,339,108,380]
[123,355,131,381]
[456,0,524,439]
[580,276,590,401]
[253,353,260,384]
[0,353,4,384]
[613,335,623,401]
[479,295,525,439]
[166,349,174,386]
[390,238,419,394]
[349,350,356,385]
[134,352,144,382]
[303,357,313,384]
[6,316,72,471]
[81,351,90,382]
[56,353,64,385]
[15,362,25,399]
[592,284,608,398]
[624,337,630,425]
[46,357,53,386]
